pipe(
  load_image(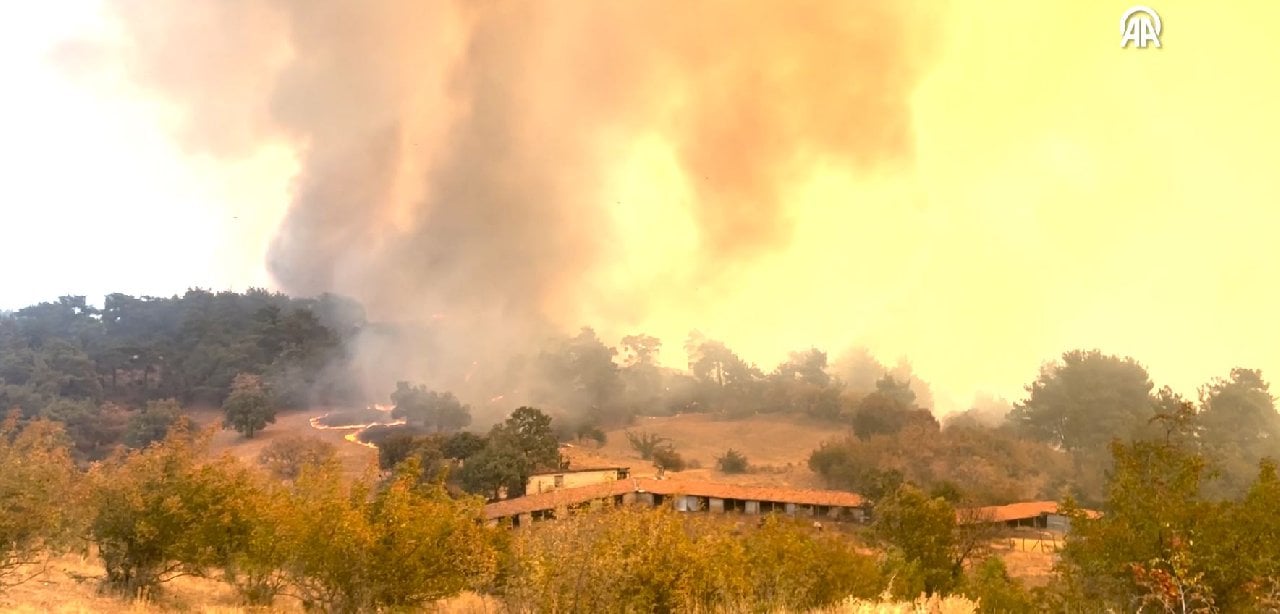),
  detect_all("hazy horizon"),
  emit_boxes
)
[3,1,1278,414]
